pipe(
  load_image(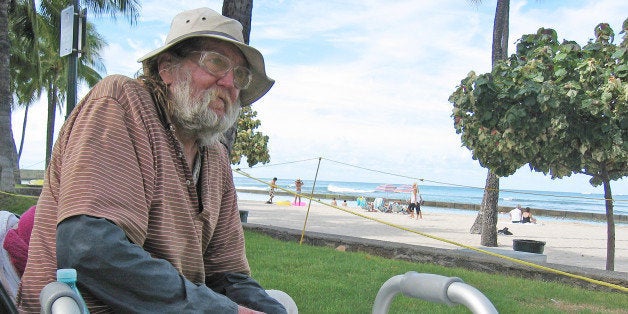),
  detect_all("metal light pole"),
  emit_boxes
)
[53,1,86,166]
[60,0,86,118]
